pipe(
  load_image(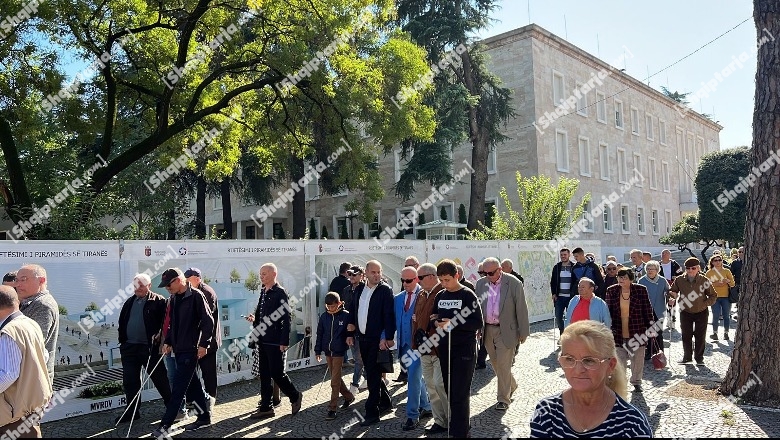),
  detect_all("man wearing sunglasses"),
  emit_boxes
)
[668,258,718,364]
